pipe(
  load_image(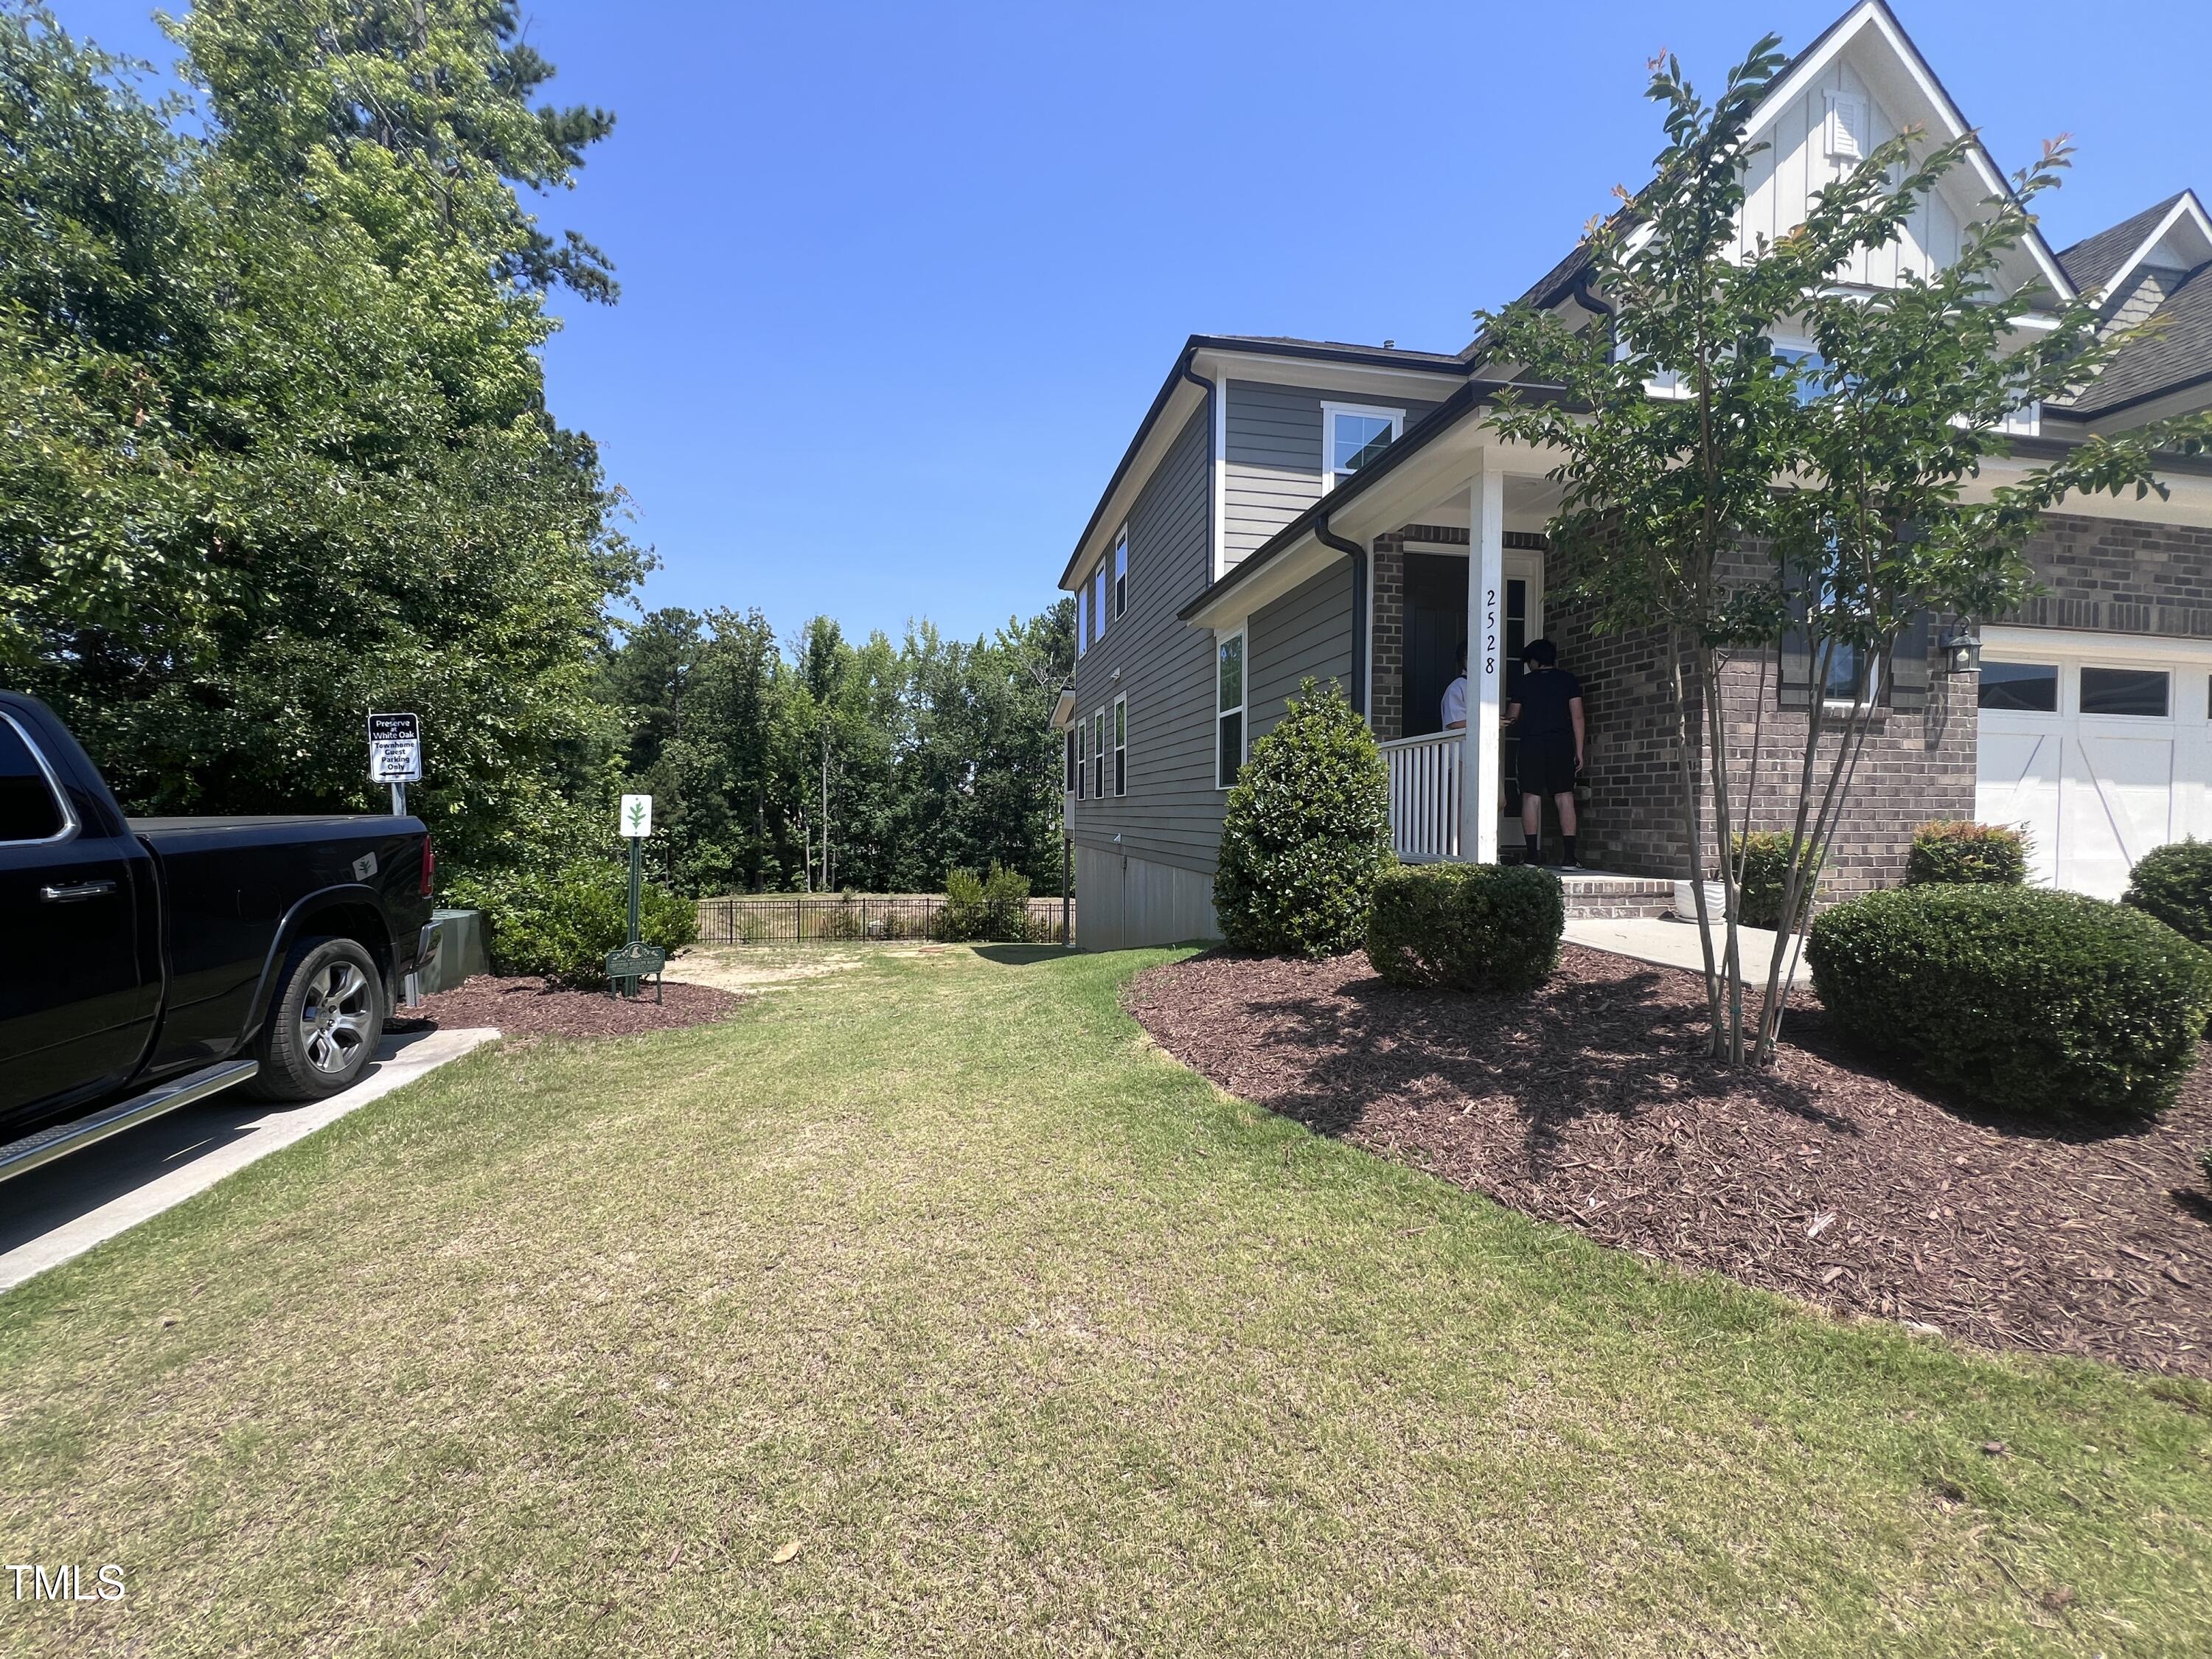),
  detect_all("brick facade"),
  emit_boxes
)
[1360,509,2207,895]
